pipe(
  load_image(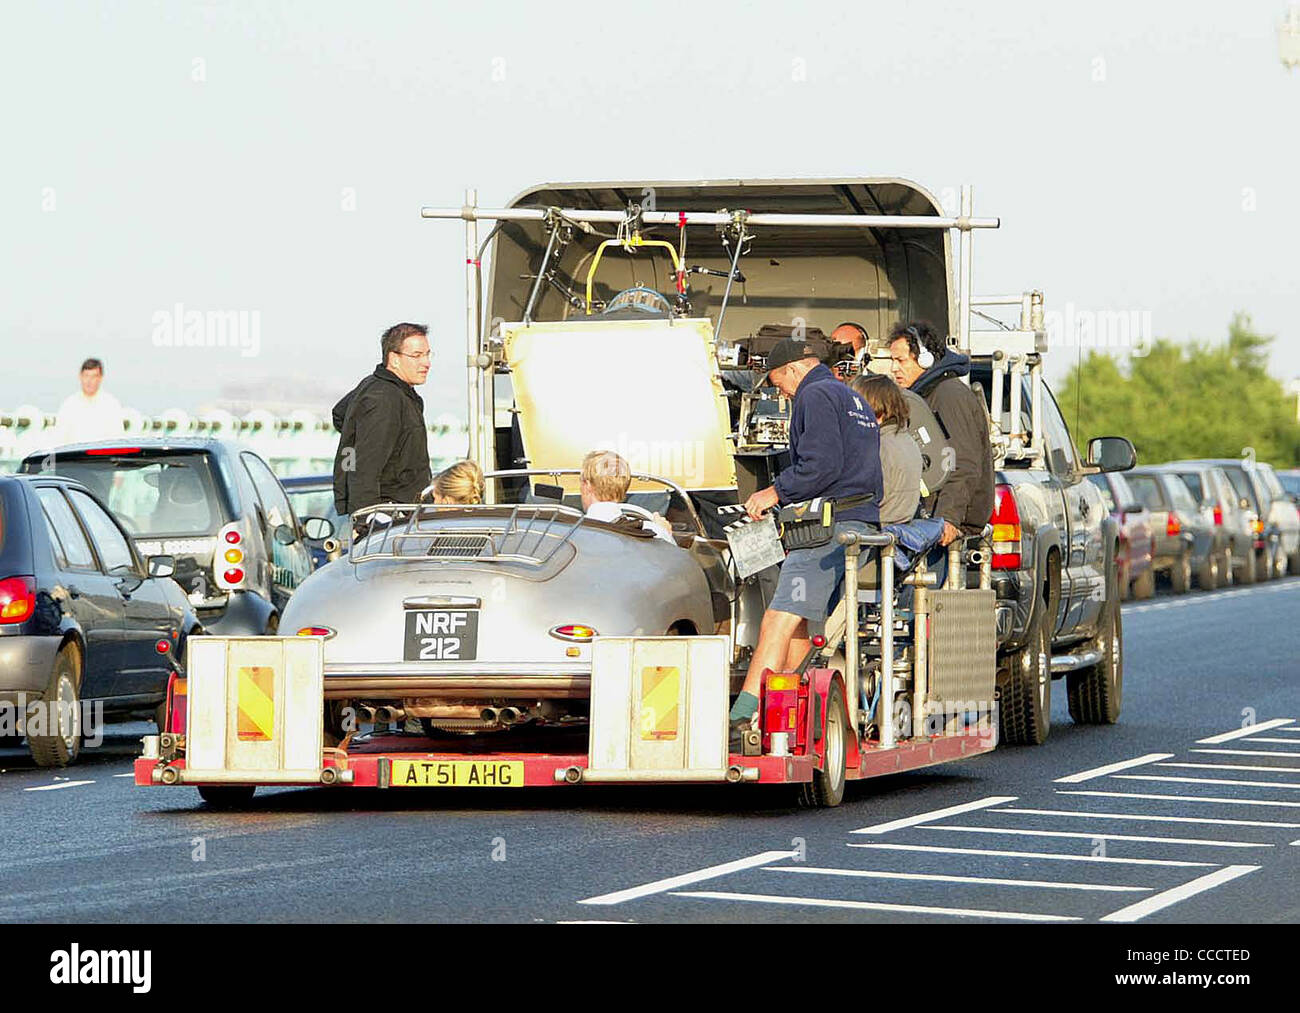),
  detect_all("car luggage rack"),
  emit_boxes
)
[349,502,586,566]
